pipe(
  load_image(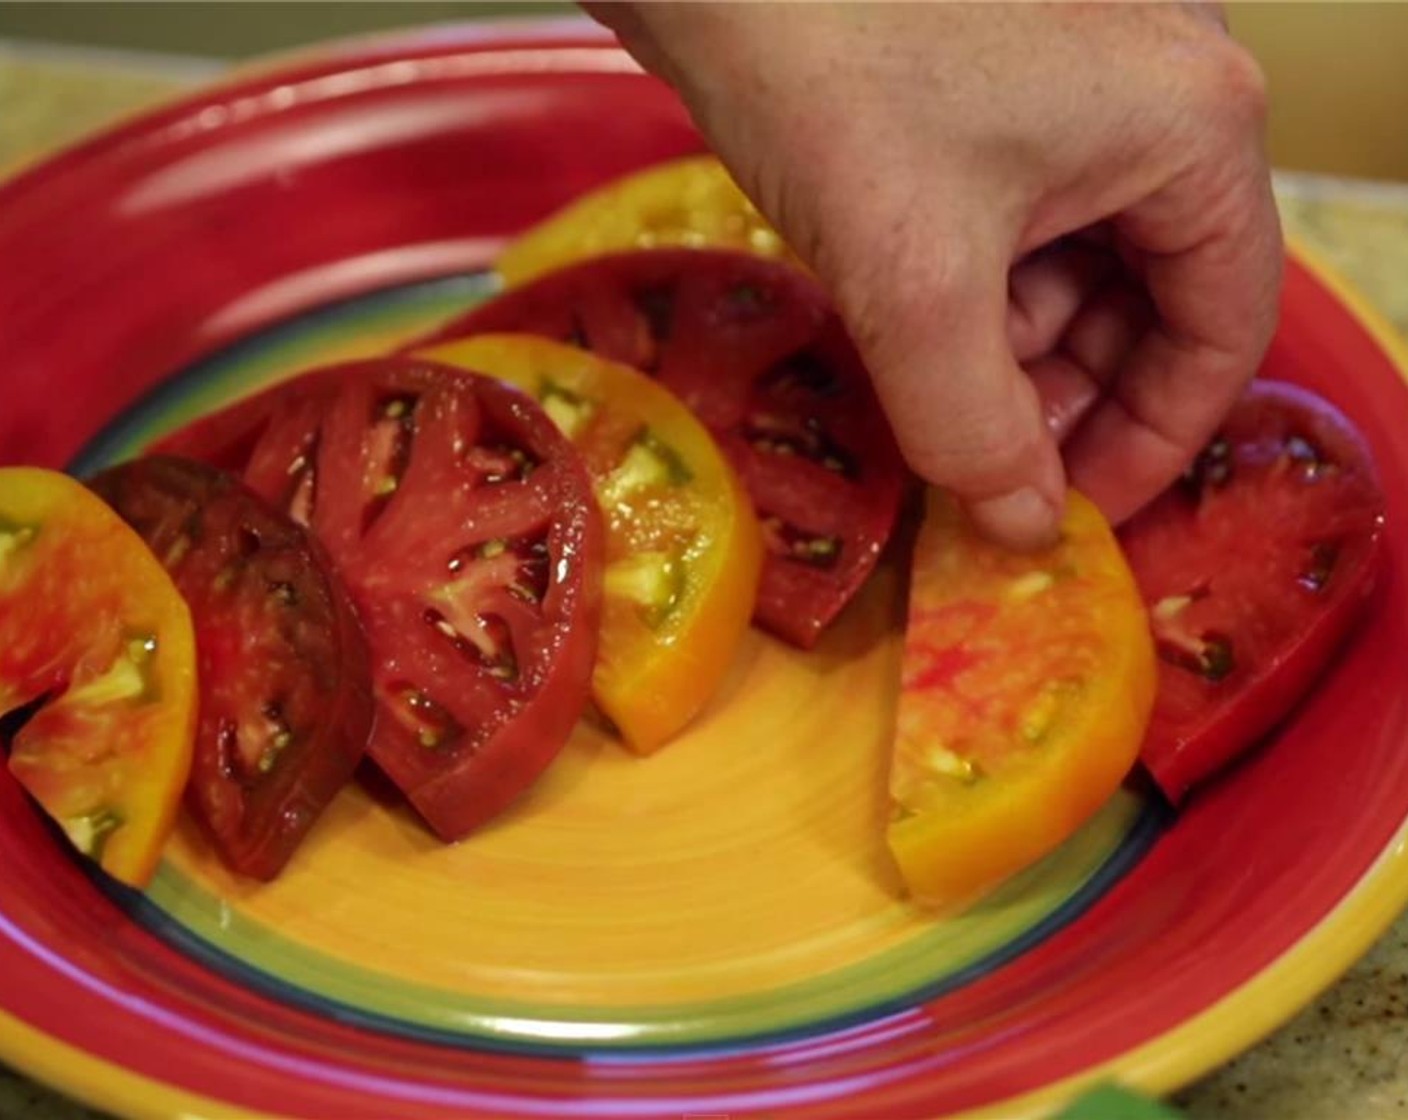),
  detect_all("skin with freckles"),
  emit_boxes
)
[586,2,1283,550]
